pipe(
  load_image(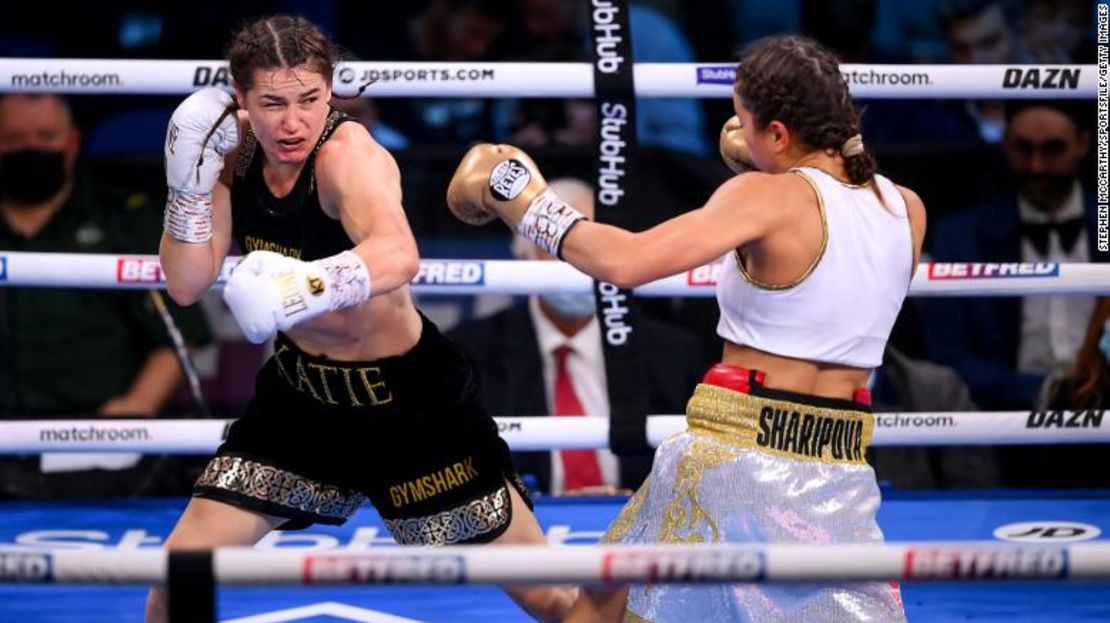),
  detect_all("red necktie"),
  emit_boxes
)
[553,345,604,491]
